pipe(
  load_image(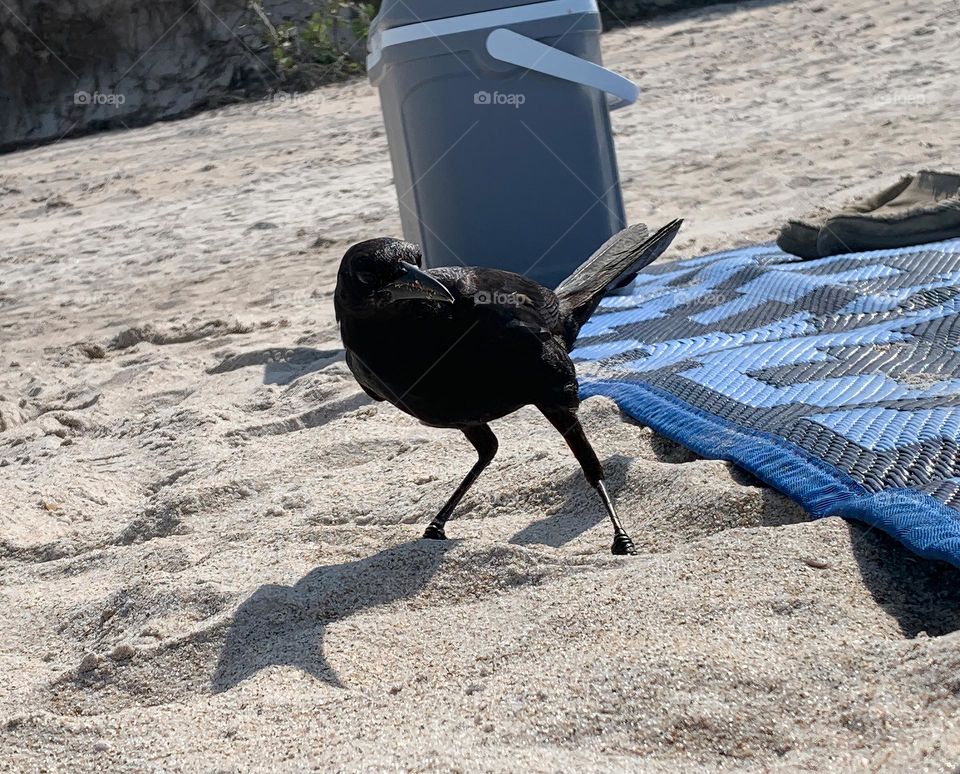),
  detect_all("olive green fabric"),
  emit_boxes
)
[776,175,913,258]
[777,171,960,258]
[818,171,960,256]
